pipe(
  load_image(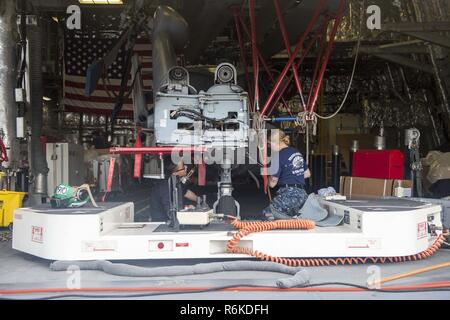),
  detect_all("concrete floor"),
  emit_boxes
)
[1,182,449,300]
[1,238,450,300]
